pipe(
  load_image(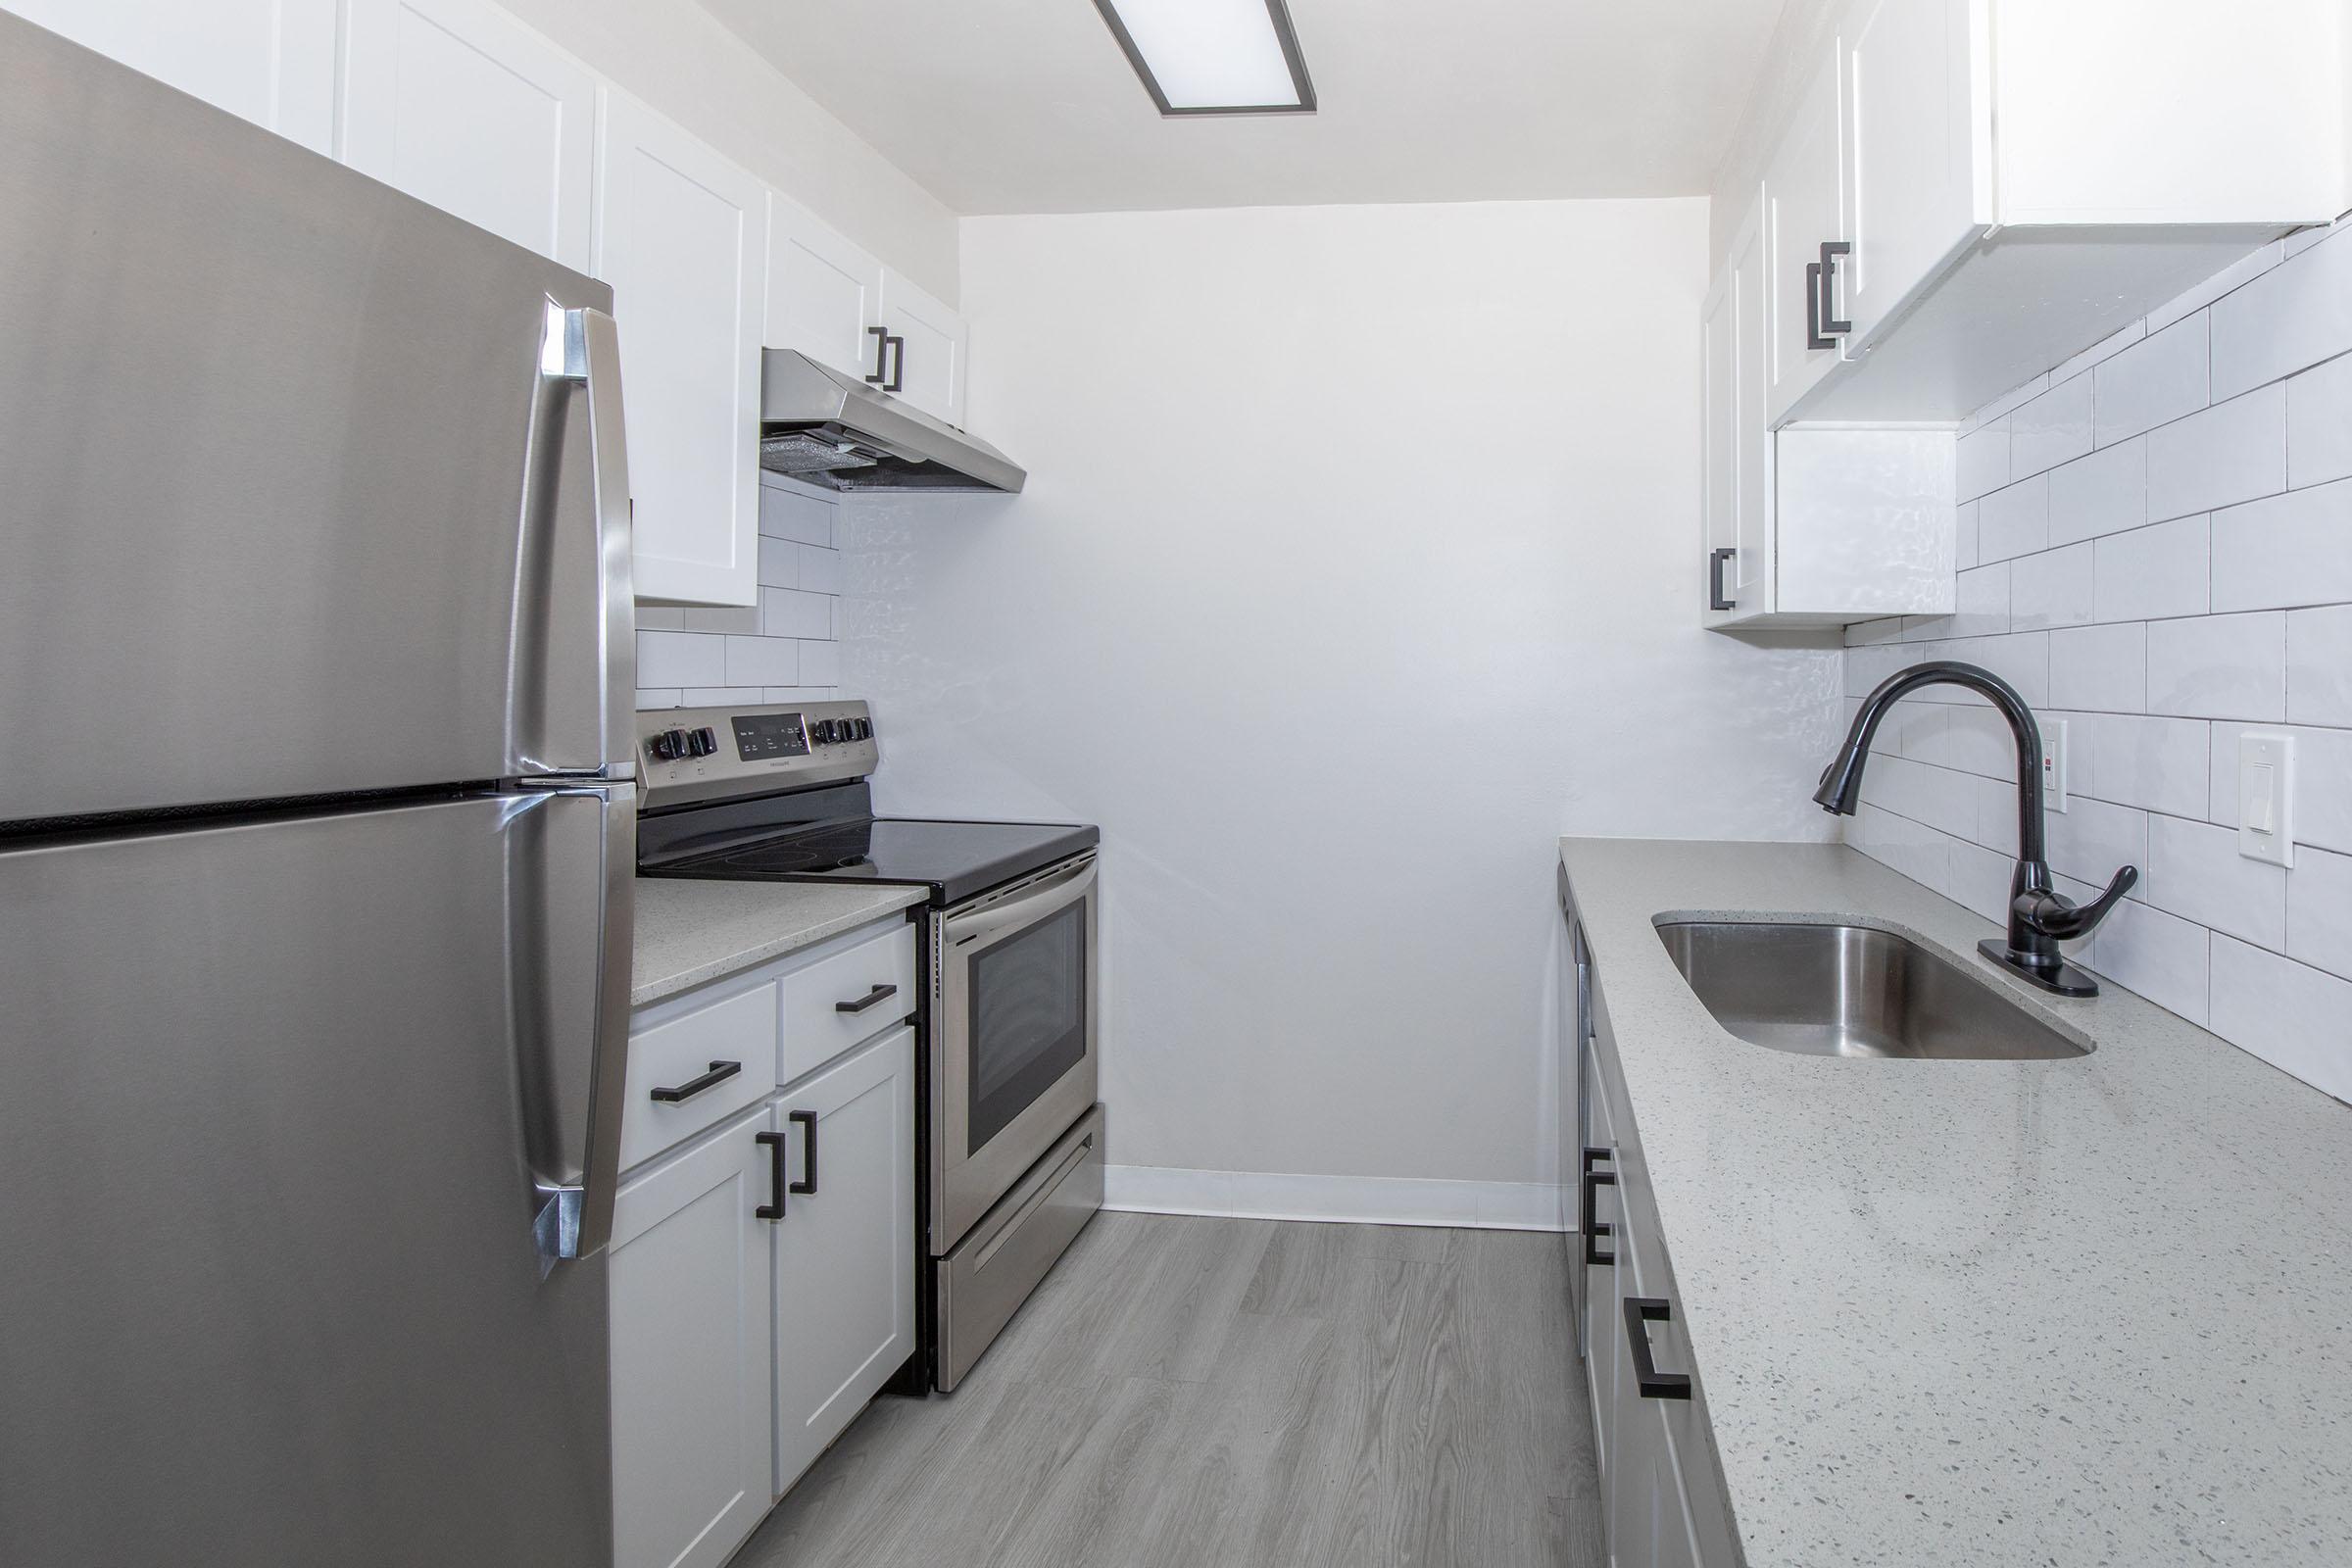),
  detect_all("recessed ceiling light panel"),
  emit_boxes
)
[1092,0,1316,117]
